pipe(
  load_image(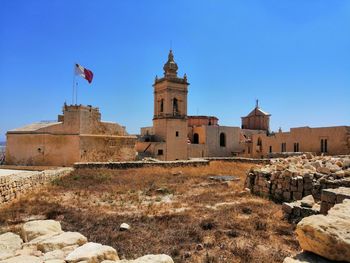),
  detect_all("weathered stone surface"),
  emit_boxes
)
[45,260,65,263]
[0,255,42,263]
[44,249,65,260]
[132,254,174,263]
[114,254,174,263]
[300,195,314,208]
[65,242,118,263]
[296,200,350,262]
[119,223,130,231]
[283,251,333,263]
[0,232,23,260]
[22,220,62,242]
[31,232,87,252]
